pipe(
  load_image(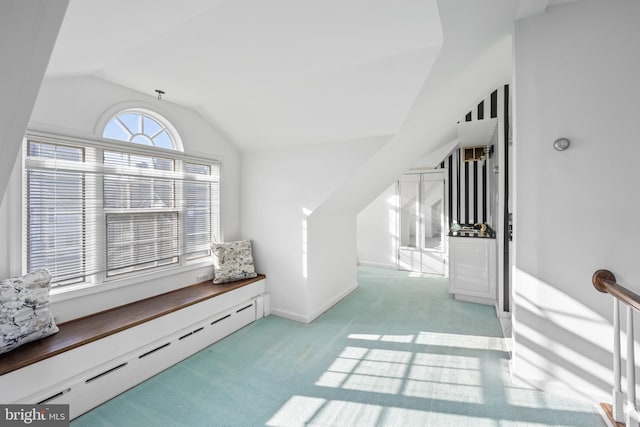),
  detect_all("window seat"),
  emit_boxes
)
[0,274,265,376]
[0,274,267,418]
